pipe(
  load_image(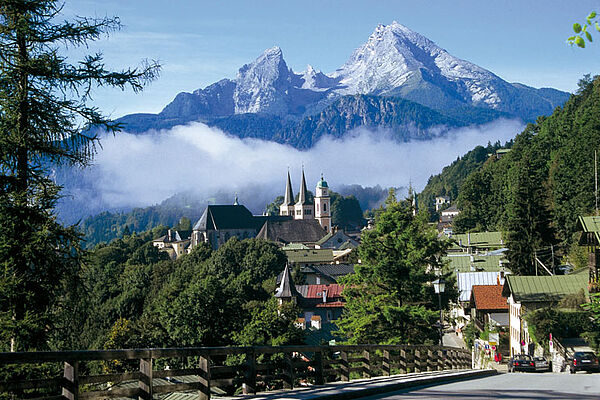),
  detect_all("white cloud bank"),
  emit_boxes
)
[89,119,524,212]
